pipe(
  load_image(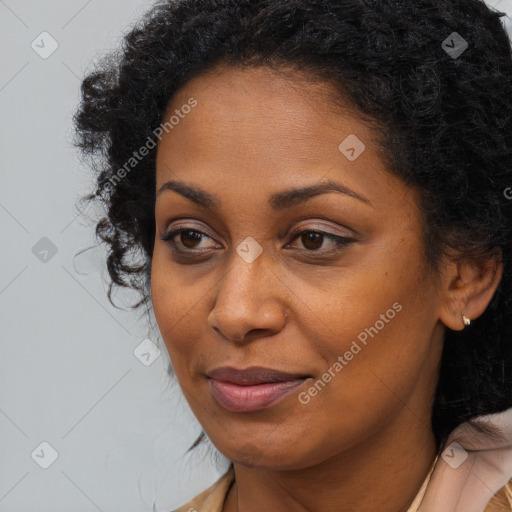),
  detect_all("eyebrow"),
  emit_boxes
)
[156,179,372,210]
